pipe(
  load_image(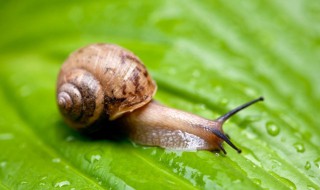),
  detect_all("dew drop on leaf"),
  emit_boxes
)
[53,178,71,188]
[293,142,305,153]
[39,176,47,181]
[265,122,280,136]
[270,172,296,190]
[84,150,102,164]
[305,161,311,170]
[244,150,262,167]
